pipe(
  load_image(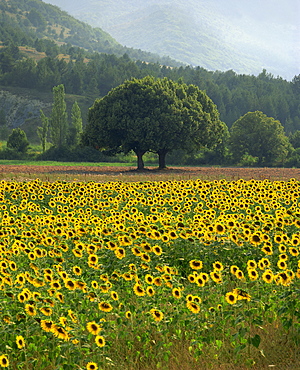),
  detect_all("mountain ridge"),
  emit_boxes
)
[44,0,300,80]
